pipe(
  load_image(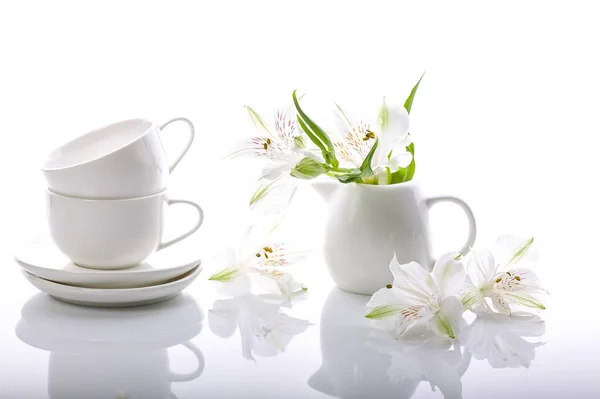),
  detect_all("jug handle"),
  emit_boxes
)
[426,196,477,263]
[169,341,205,382]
